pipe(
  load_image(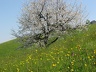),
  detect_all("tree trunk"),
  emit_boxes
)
[46,37,59,47]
